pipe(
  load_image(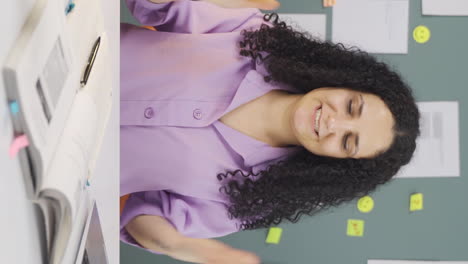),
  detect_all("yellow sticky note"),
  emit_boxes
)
[265,227,282,244]
[410,193,424,211]
[413,25,431,44]
[346,219,364,237]
[357,196,374,213]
